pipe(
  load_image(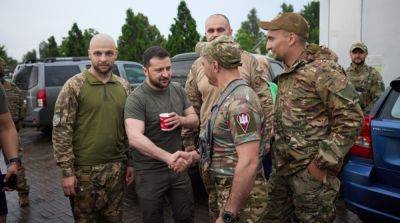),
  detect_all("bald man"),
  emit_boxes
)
[52,33,133,222]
